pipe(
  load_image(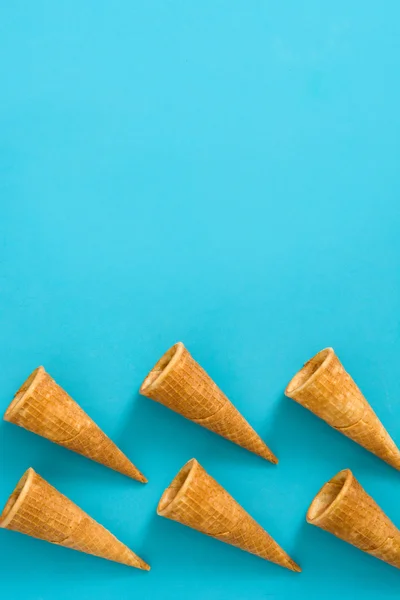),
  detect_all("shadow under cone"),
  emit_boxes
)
[285,348,400,470]
[157,458,300,572]
[140,343,277,463]
[0,468,150,570]
[4,367,146,482]
[307,469,400,569]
